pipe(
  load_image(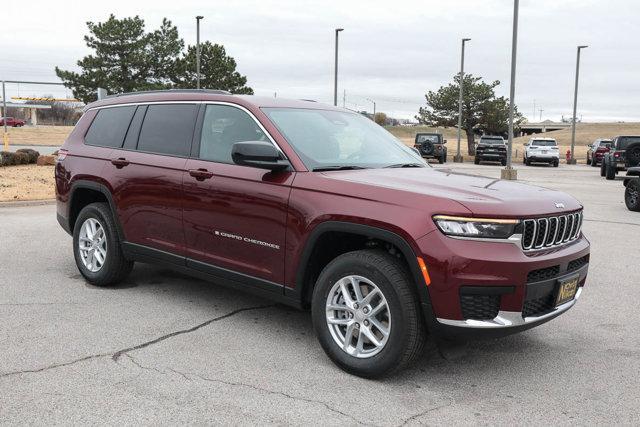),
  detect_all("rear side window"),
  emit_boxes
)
[137,104,199,156]
[85,106,136,147]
